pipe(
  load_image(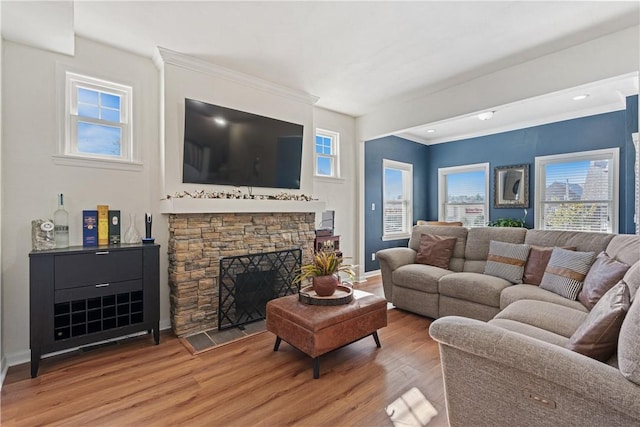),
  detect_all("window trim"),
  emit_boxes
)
[382,159,413,241]
[438,162,489,227]
[314,128,340,179]
[55,67,141,170]
[534,147,619,233]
